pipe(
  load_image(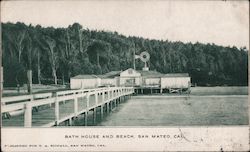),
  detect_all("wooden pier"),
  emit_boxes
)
[134,86,190,95]
[1,87,134,127]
